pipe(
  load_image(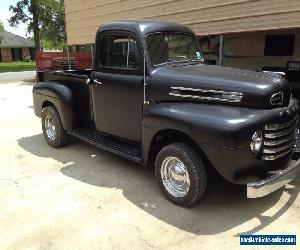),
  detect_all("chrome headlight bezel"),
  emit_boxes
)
[294,128,300,152]
[250,131,263,155]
